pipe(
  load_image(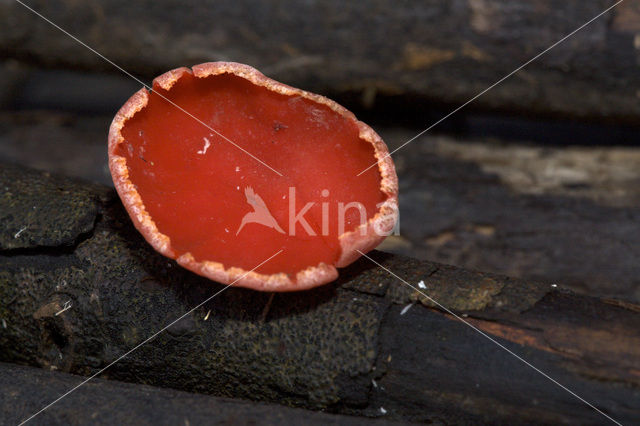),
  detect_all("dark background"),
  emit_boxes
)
[1,0,639,302]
